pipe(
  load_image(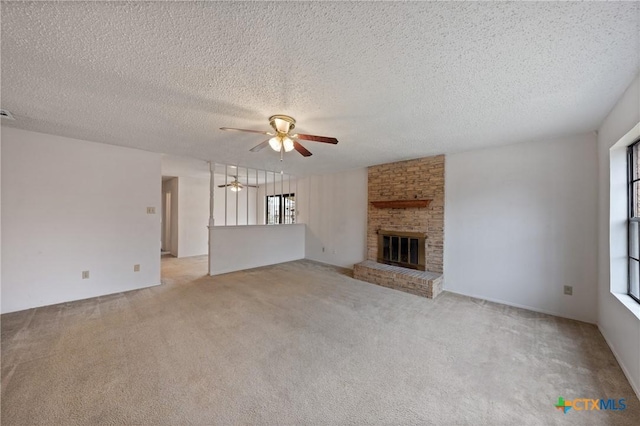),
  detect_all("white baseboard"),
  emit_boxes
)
[598,325,640,401]
[442,289,639,399]
[443,289,595,324]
